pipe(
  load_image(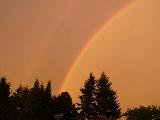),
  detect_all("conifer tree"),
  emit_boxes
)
[31,79,42,119]
[18,79,42,120]
[0,77,11,120]
[42,81,55,120]
[45,81,52,99]
[0,77,10,101]
[78,73,97,120]
[11,85,30,120]
[96,72,120,119]
[16,80,55,120]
